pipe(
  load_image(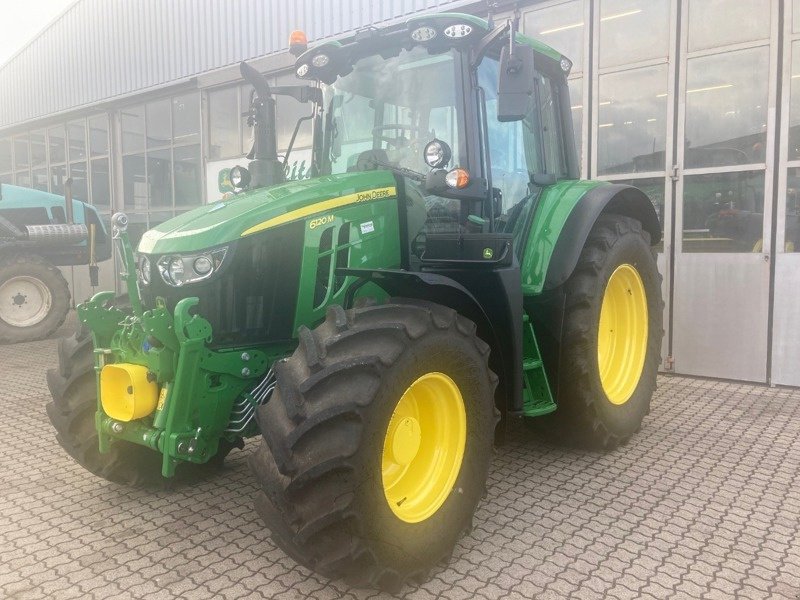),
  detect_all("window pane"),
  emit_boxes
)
[50,164,66,194]
[685,47,769,168]
[787,168,800,252]
[209,87,240,160]
[172,93,200,145]
[31,168,48,192]
[688,0,770,52]
[0,137,11,173]
[30,130,46,168]
[121,106,145,154]
[148,148,172,209]
[599,0,670,68]
[89,115,109,157]
[0,174,12,184]
[598,64,668,175]
[146,99,171,148]
[568,78,583,173]
[70,161,89,203]
[49,125,66,164]
[788,42,800,160]
[525,0,584,72]
[795,0,800,33]
[538,74,567,177]
[683,170,764,253]
[68,120,87,161]
[275,74,313,155]
[123,154,147,211]
[91,158,111,209]
[14,135,29,170]
[611,176,666,250]
[173,144,202,207]
[15,171,31,187]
